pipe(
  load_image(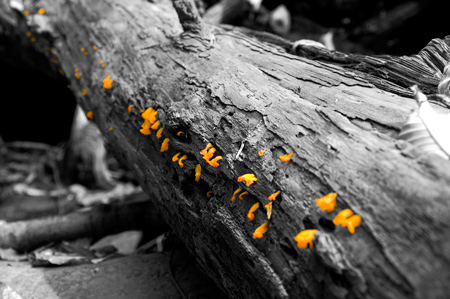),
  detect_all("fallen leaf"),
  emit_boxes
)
[90,231,142,255]
[398,85,450,159]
